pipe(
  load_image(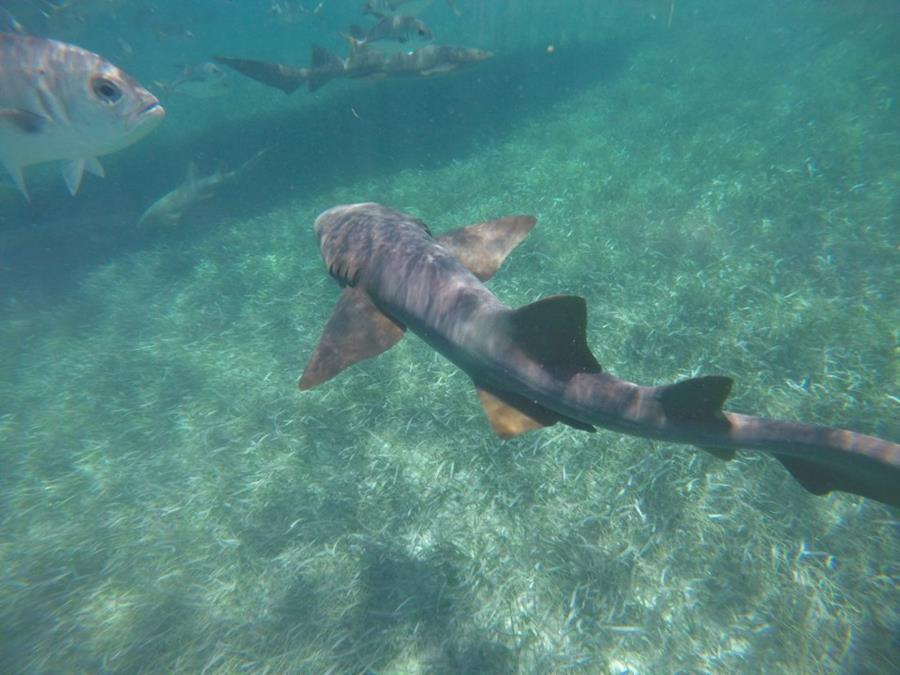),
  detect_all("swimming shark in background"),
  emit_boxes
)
[137,149,266,228]
[0,32,164,200]
[215,41,492,94]
[299,203,900,507]
[350,15,434,44]
[363,0,461,18]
